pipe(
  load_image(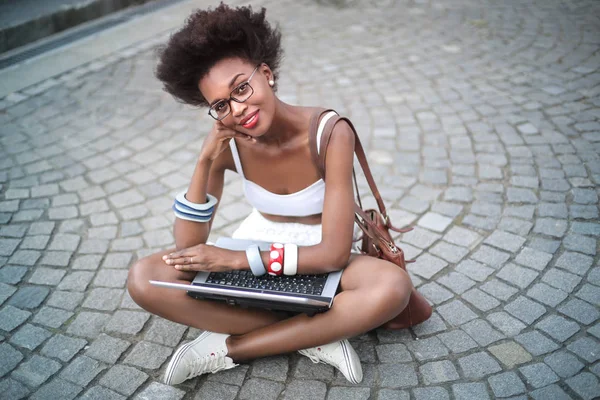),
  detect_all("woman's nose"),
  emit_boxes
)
[230,101,248,117]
